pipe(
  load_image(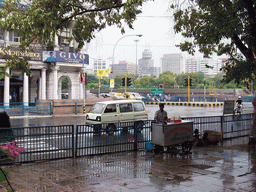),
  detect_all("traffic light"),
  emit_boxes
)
[121,77,125,86]
[189,78,193,86]
[127,77,132,86]
[183,78,188,86]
